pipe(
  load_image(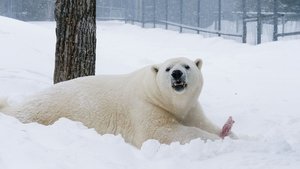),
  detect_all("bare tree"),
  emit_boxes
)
[54,0,96,84]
